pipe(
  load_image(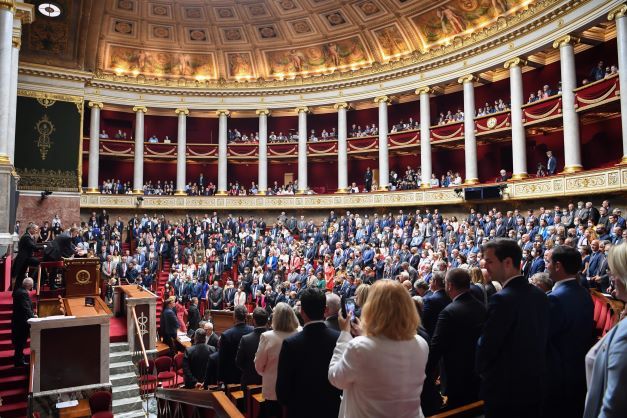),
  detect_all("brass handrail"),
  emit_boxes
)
[131,306,150,368]
[28,349,36,394]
